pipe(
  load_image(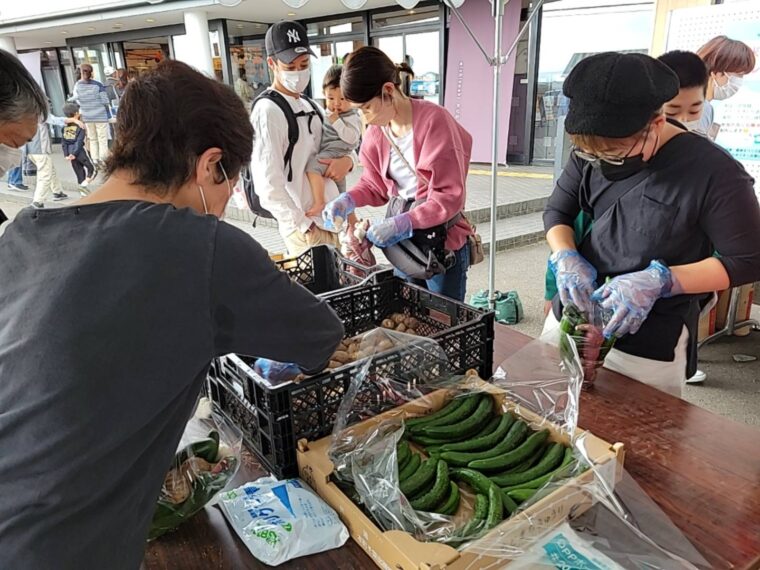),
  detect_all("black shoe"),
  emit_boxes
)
[32,201,44,209]
[8,183,29,191]
[52,192,69,201]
